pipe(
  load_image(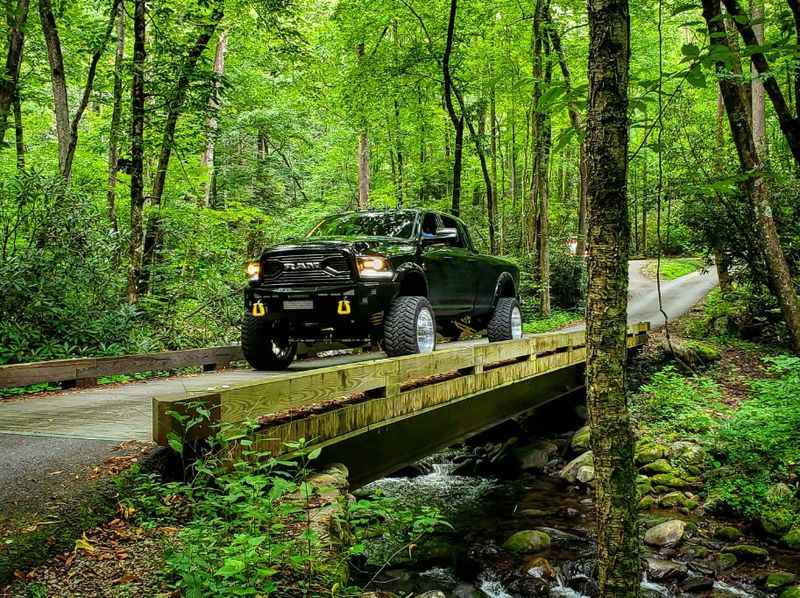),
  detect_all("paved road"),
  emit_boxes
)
[0,260,718,469]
